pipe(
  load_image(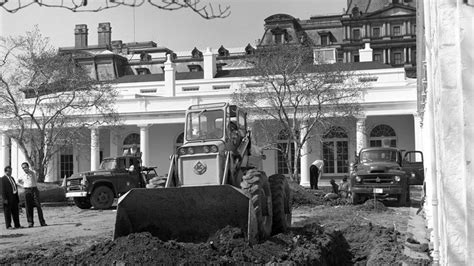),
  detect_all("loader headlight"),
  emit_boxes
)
[394,176,401,182]
[355,176,362,182]
[66,181,71,186]
[210,145,218,153]
[411,172,416,178]
[203,146,210,153]
[187,147,194,154]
